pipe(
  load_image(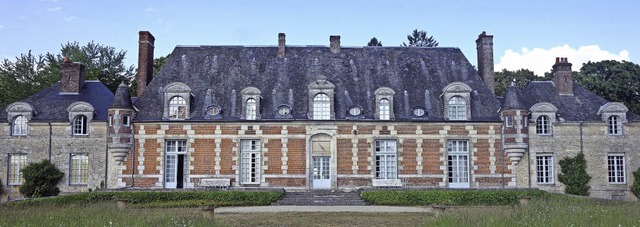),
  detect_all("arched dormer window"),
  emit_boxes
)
[308,75,335,120]
[375,87,395,120]
[12,115,28,136]
[536,115,551,135]
[598,102,628,136]
[312,93,331,120]
[163,82,192,120]
[168,96,187,120]
[241,87,261,120]
[73,115,88,135]
[67,101,94,136]
[442,82,472,121]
